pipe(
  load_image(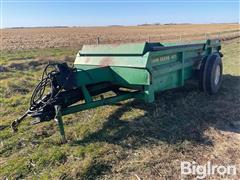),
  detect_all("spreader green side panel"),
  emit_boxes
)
[111,67,150,86]
[74,55,149,68]
[147,46,203,93]
[72,67,115,87]
[80,43,148,55]
[72,66,150,87]
[74,42,152,88]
